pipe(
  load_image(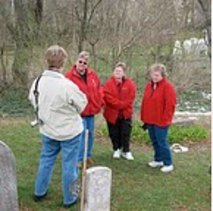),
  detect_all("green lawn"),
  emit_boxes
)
[0,118,211,211]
